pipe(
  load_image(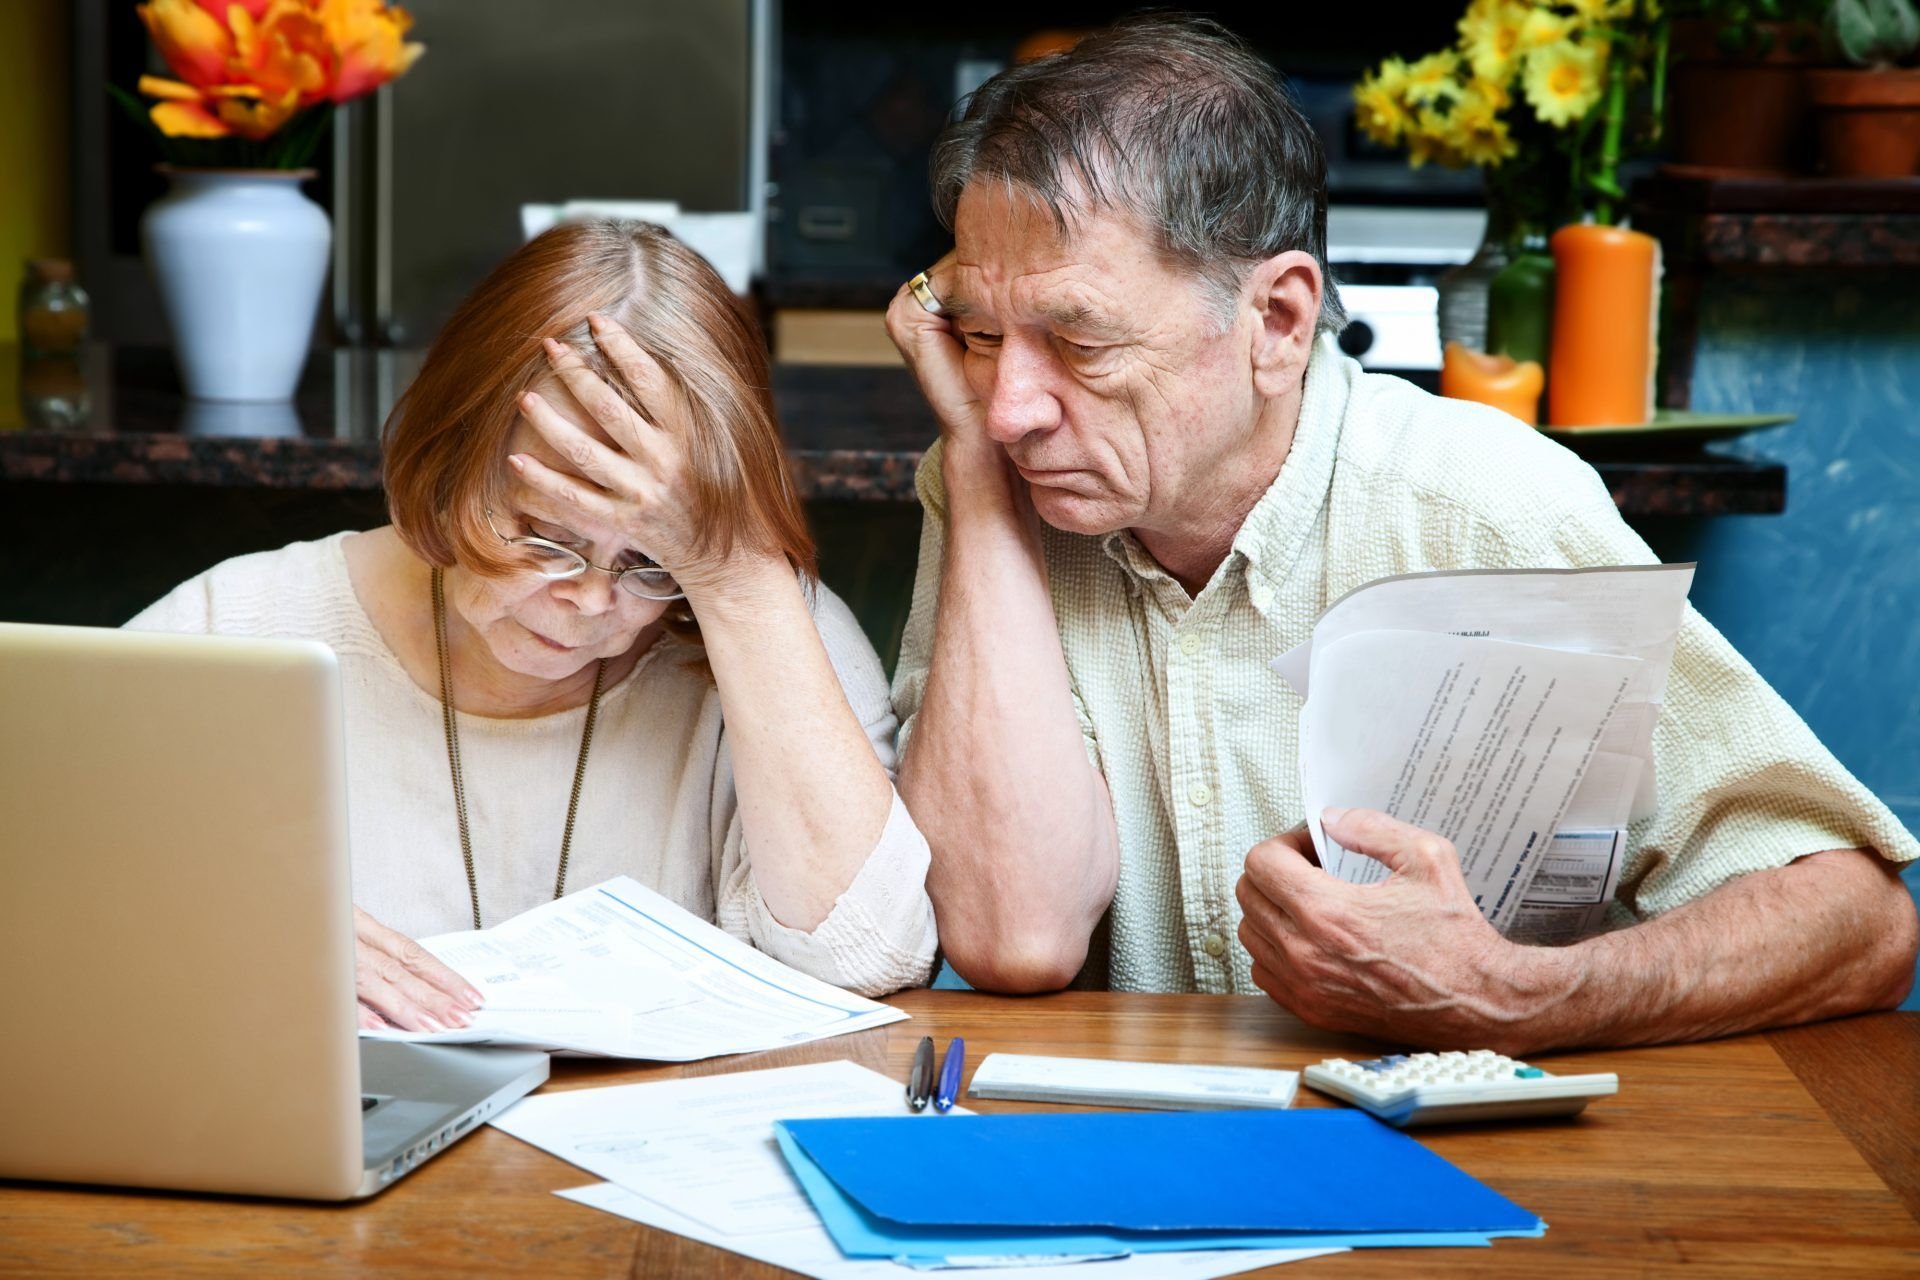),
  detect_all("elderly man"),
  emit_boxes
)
[885,14,1917,1053]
